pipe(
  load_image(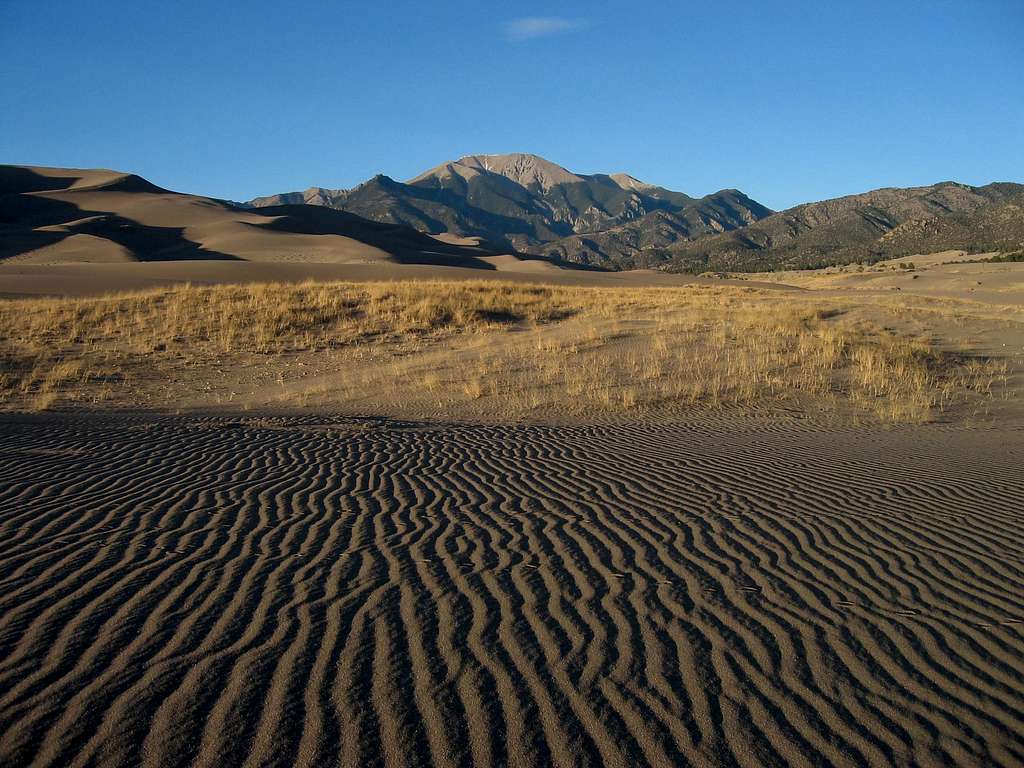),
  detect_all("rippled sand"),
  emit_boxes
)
[1,414,1022,767]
